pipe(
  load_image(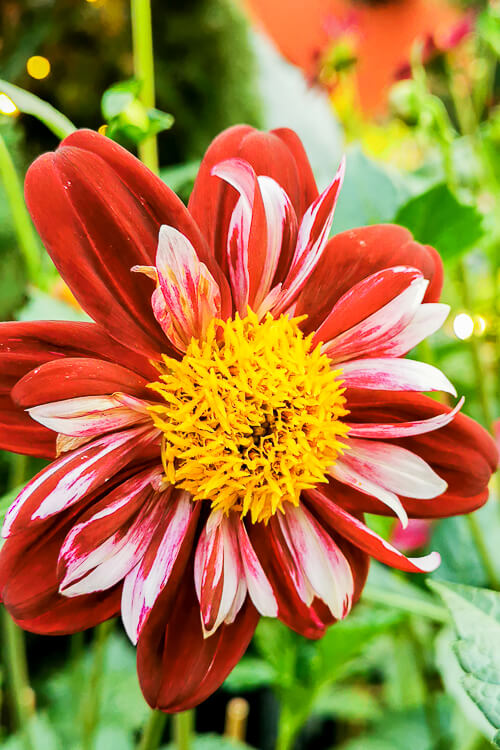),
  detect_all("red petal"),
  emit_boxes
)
[296,225,444,334]
[12,358,151,408]
[0,497,120,634]
[188,125,318,270]
[0,320,153,458]
[338,391,497,517]
[137,564,259,712]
